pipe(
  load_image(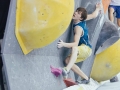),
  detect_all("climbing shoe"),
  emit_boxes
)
[76,78,90,84]
[62,68,69,79]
